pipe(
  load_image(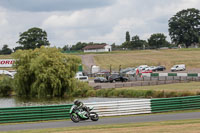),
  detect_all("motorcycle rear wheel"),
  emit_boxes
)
[70,113,80,123]
[90,112,99,121]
